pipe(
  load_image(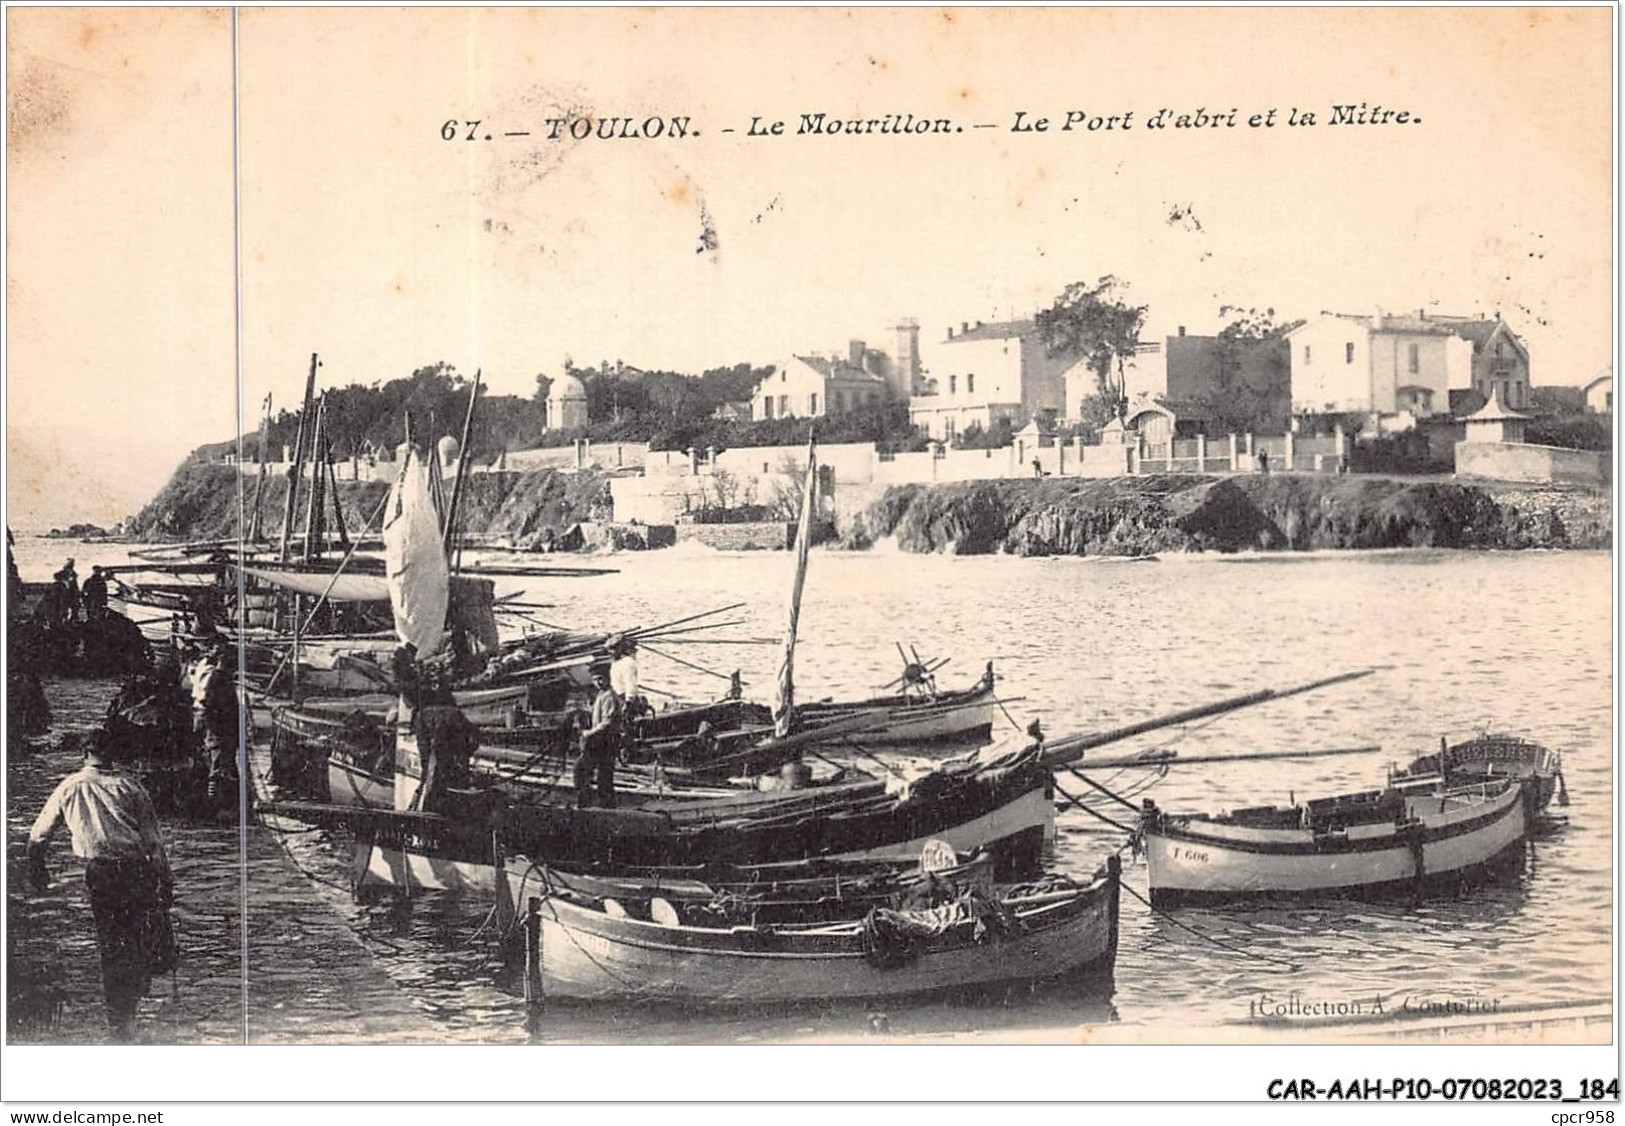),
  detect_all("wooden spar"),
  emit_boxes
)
[626,602,748,638]
[443,369,481,560]
[773,434,817,739]
[257,488,394,693]
[1041,669,1376,769]
[290,591,302,703]
[753,710,882,756]
[248,393,273,542]
[325,436,350,554]
[280,353,320,561]
[1066,743,1384,772]
[302,395,329,562]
